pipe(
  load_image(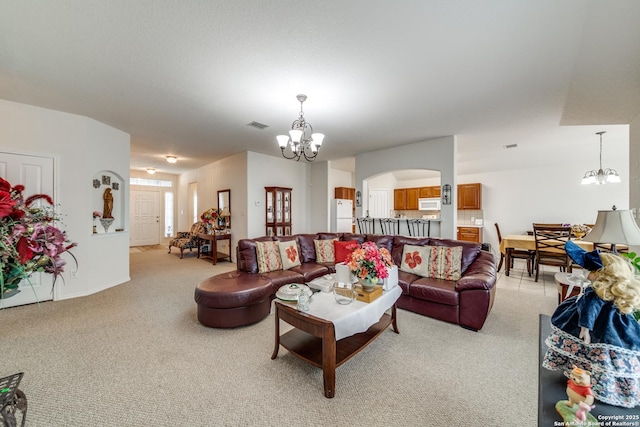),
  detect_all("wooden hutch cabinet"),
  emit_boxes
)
[265,187,292,236]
